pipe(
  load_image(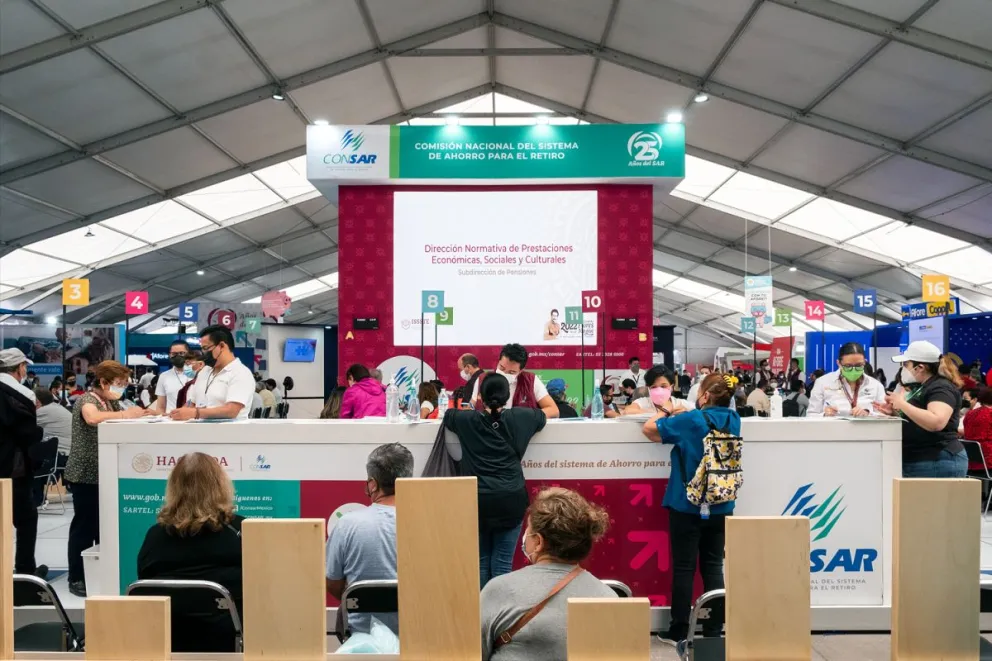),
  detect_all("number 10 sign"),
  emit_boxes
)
[581,290,604,312]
